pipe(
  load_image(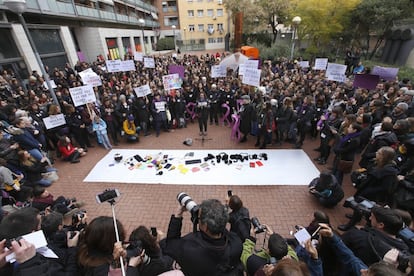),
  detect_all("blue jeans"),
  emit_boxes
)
[28,148,43,161]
